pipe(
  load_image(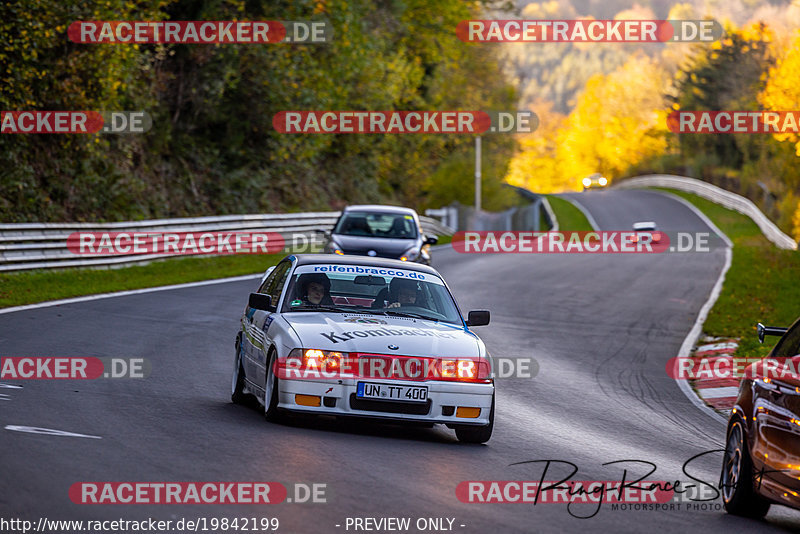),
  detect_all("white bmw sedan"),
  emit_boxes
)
[233,254,495,443]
